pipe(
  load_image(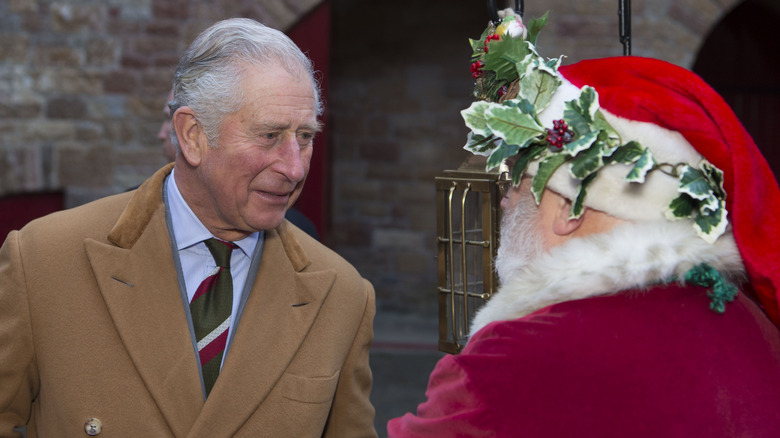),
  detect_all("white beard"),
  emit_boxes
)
[494,191,545,286]
[472,219,744,338]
